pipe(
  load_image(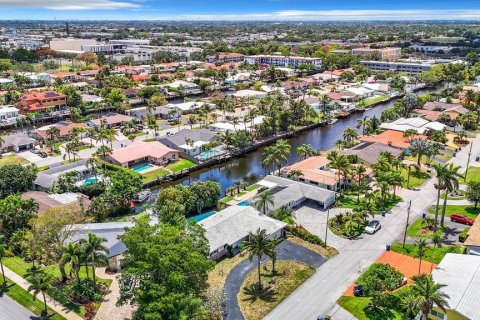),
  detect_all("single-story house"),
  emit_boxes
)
[81,94,103,104]
[22,191,90,214]
[423,102,469,114]
[34,159,91,191]
[35,121,88,141]
[105,141,179,168]
[1,133,36,152]
[430,253,480,320]
[464,214,480,256]
[282,155,346,192]
[345,86,375,98]
[209,116,265,133]
[200,205,287,260]
[164,101,212,115]
[360,130,427,150]
[340,142,403,165]
[159,129,218,156]
[362,82,390,93]
[88,113,135,129]
[326,91,357,103]
[258,175,336,210]
[231,89,267,99]
[380,117,446,134]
